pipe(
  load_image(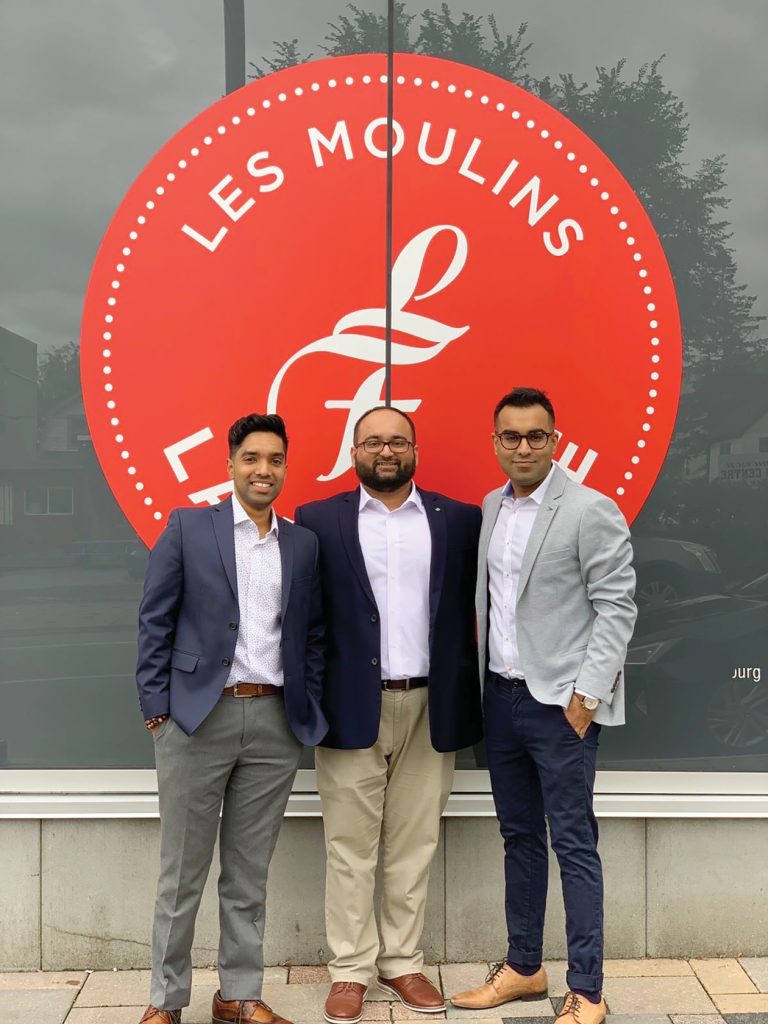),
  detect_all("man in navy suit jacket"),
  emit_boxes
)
[136,413,326,1024]
[295,406,482,1023]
